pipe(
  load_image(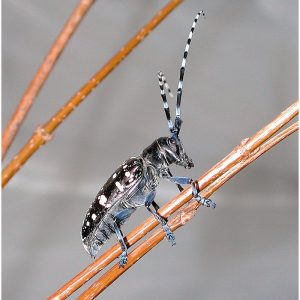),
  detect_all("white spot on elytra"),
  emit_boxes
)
[125,171,130,177]
[115,181,124,192]
[113,173,117,179]
[99,195,107,205]
[86,221,90,226]
[92,214,97,220]
[123,164,127,169]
